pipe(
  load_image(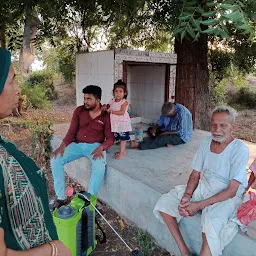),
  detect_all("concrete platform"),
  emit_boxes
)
[51,126,256,255]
